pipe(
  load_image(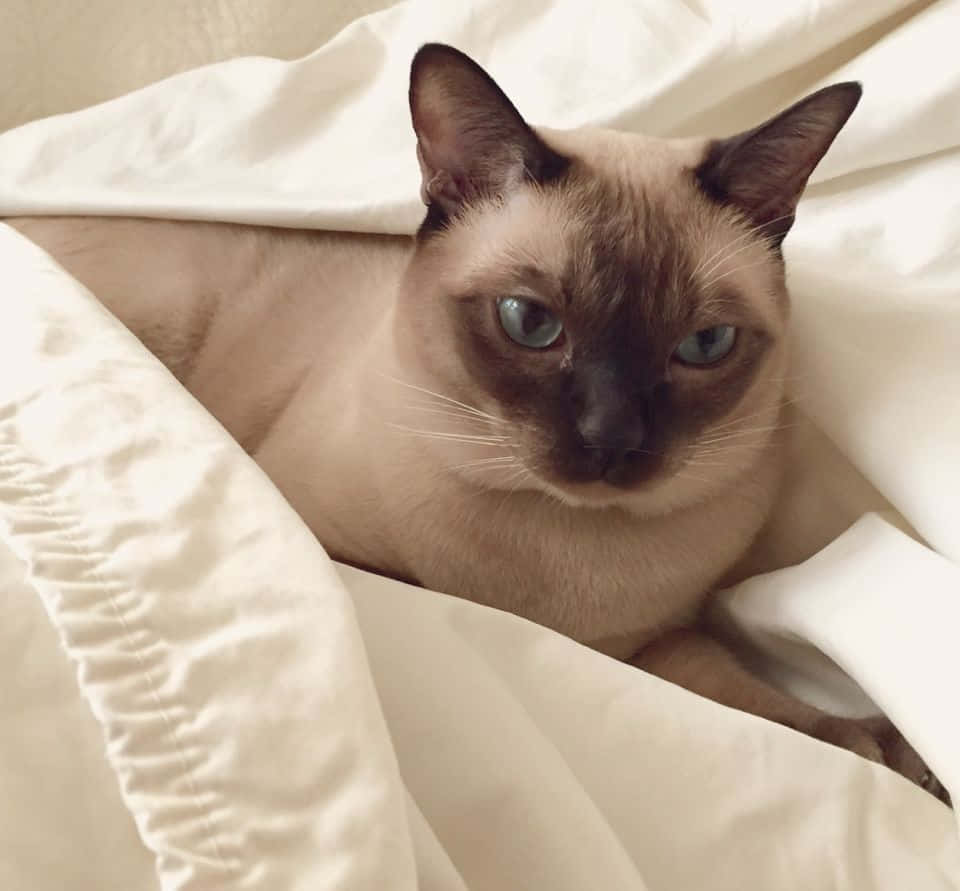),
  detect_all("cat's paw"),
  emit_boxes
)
[811,715,950,805]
